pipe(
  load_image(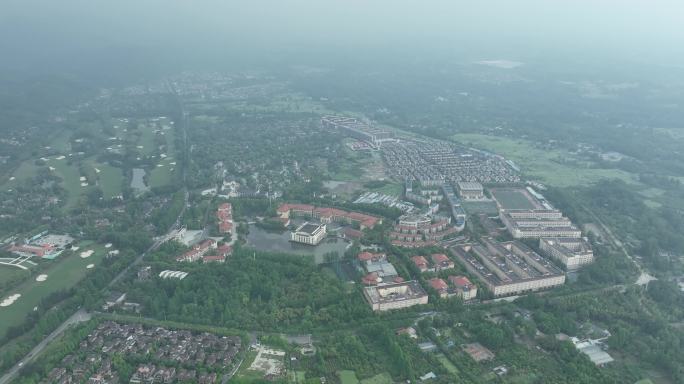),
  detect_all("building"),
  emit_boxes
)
[321,115,395,148]
[290,222,327,245]
[411,255,430,272]
[457,182,485,200]
[363,280,429,311]
[389,214,458,248]
[103,292,126,311]
[431,253,454,270]
[159,270,188,280]
[500,210,581,239]
[217,203,233,234]
[429,278,450,298]
[442,184,467,231]
[539,237,594,270]
[176,239,217,262]
[451,238,565,297]
[277,203,381,230]
[448,275,478,301]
